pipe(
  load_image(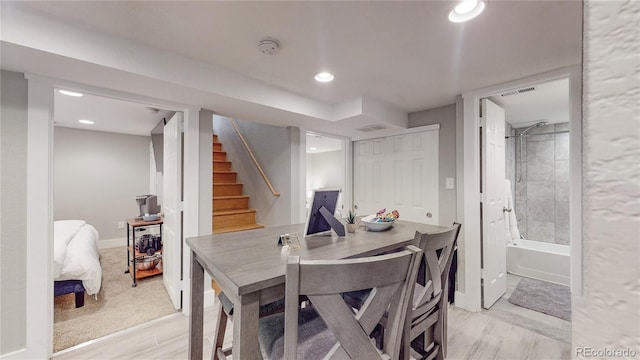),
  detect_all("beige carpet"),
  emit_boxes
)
[54,246,177,352]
